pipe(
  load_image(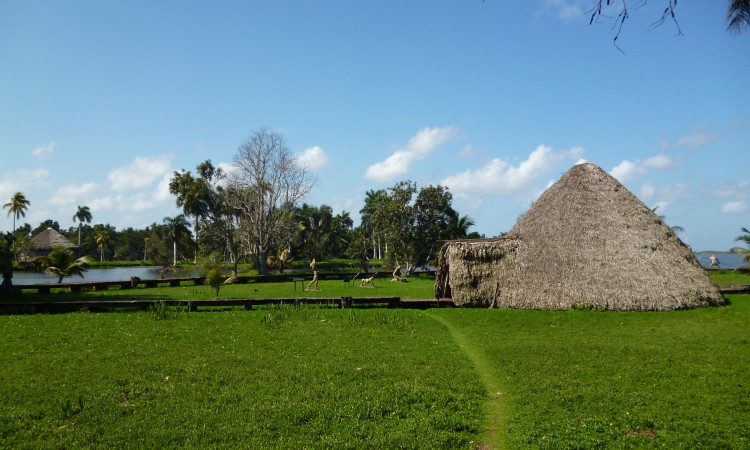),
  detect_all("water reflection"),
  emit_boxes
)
[12,266,201,285]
